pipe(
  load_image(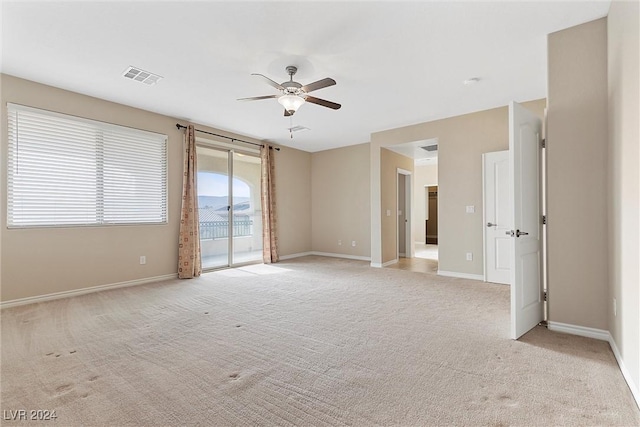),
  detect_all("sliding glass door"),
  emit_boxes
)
[197,146,262,269]
[231,152,263,265]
